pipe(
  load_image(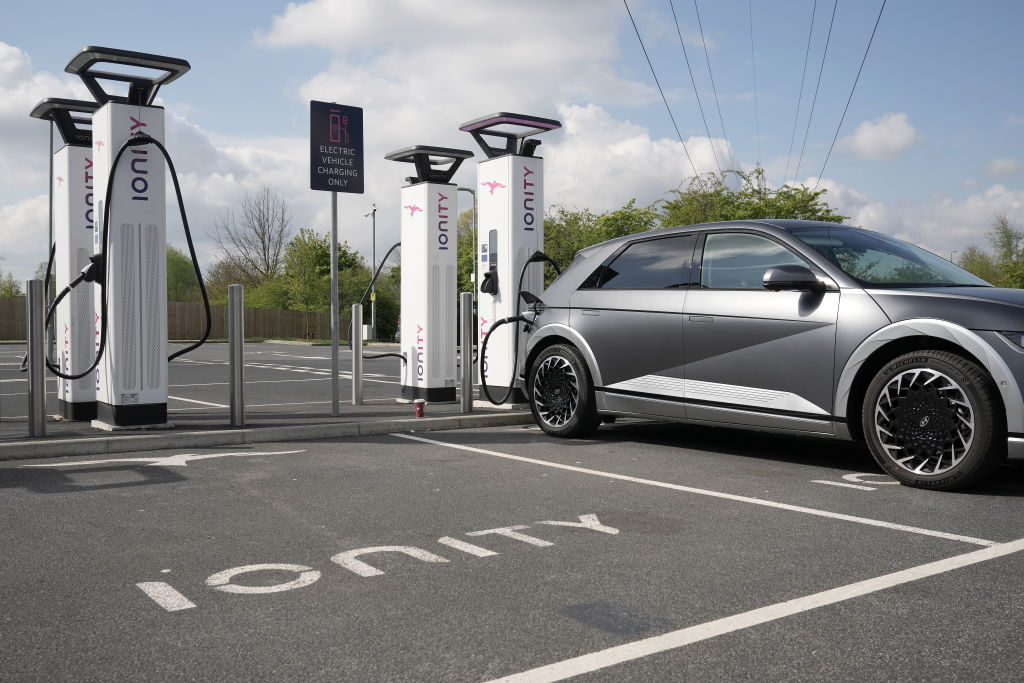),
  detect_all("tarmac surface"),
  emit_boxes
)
[2,421,1024,680]
[0,341,531,459]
